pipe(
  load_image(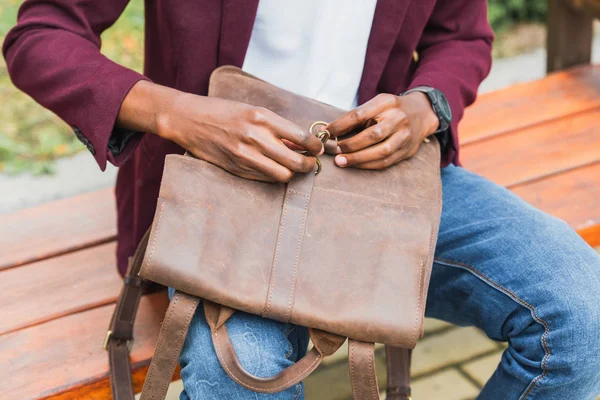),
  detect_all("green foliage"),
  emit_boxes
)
[488,0,548,32]
[0,0,144,175]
